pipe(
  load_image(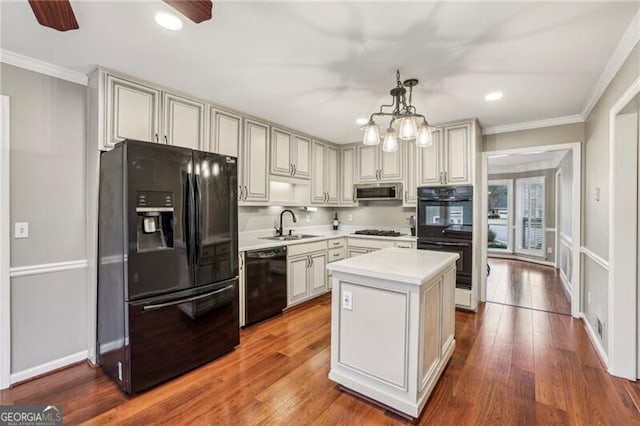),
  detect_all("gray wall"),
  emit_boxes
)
[488,168,557,263]
[0,63,87,373]
[483,122,584,152]
[557,151,574,284]
[582,42,640,352]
